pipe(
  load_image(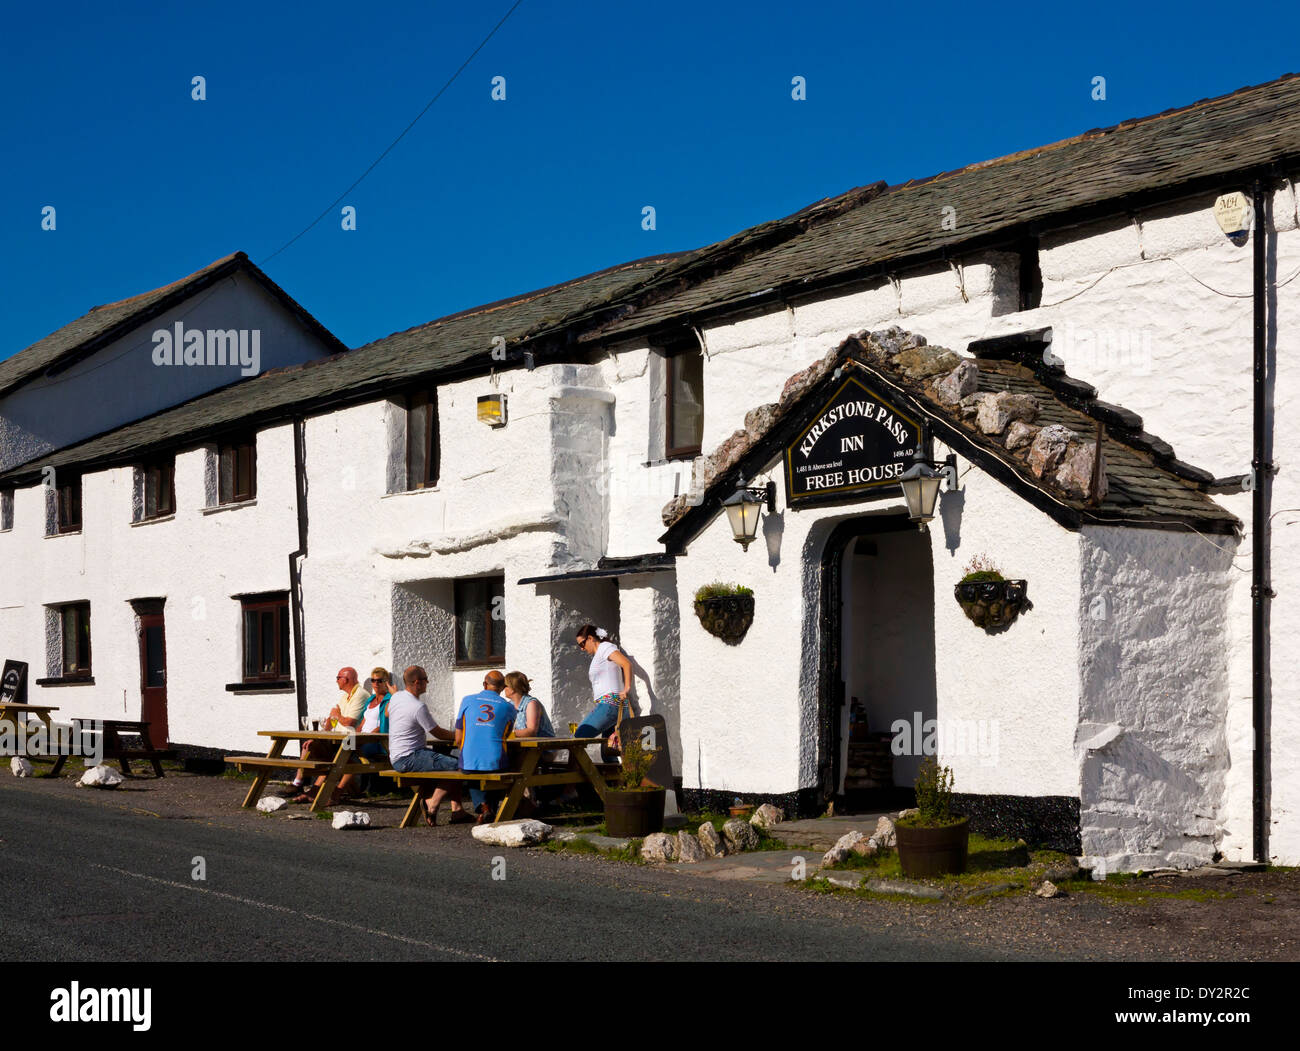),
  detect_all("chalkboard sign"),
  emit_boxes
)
[0,660,28,706]
[784,375,921,505]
